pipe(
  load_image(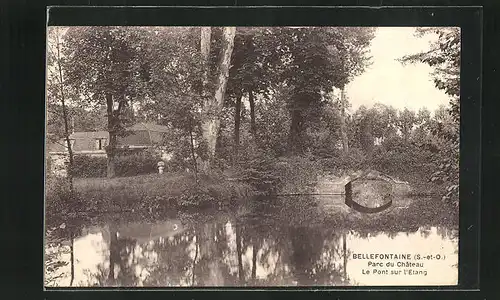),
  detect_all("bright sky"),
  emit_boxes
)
[346,27,452,113]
